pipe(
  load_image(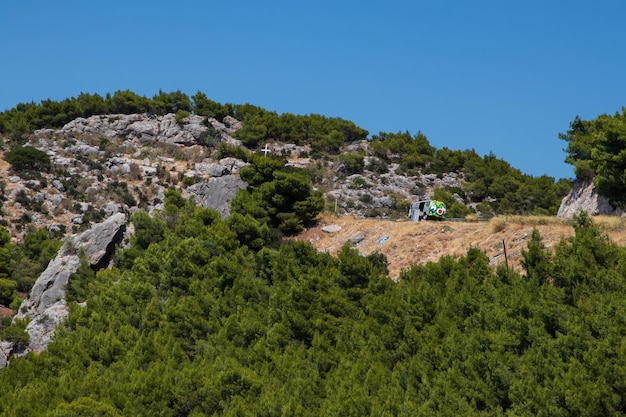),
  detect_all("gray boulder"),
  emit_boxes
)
[322,225,342,233]
[184,176,247,218]
[349,231,366,244]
